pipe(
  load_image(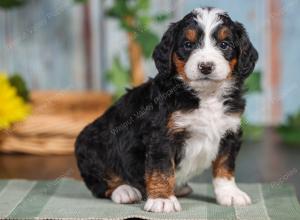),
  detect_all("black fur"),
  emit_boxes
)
[234,22,259,79]
[75,8,258,200]
[152,22,178,74]
[75,75,199,198]
[217,129,243,174]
